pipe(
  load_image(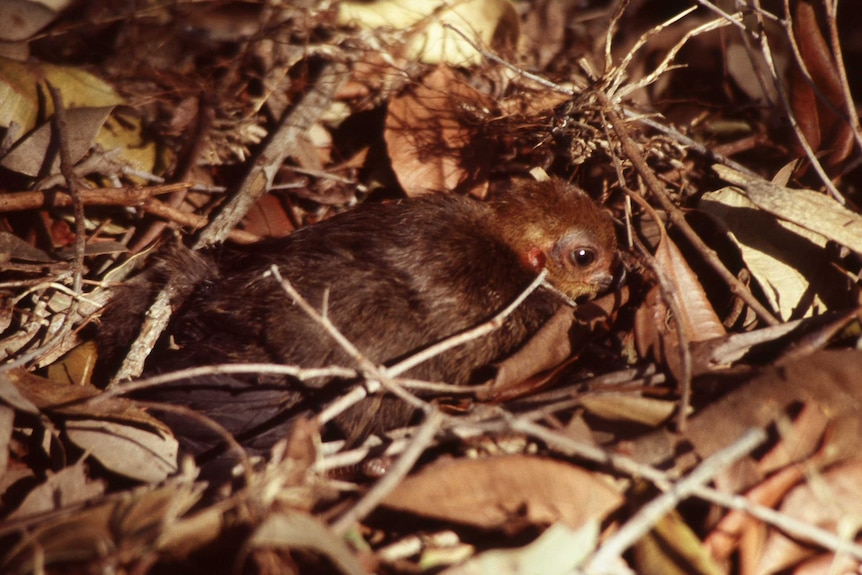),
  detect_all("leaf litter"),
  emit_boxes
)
[2,1,862,574]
